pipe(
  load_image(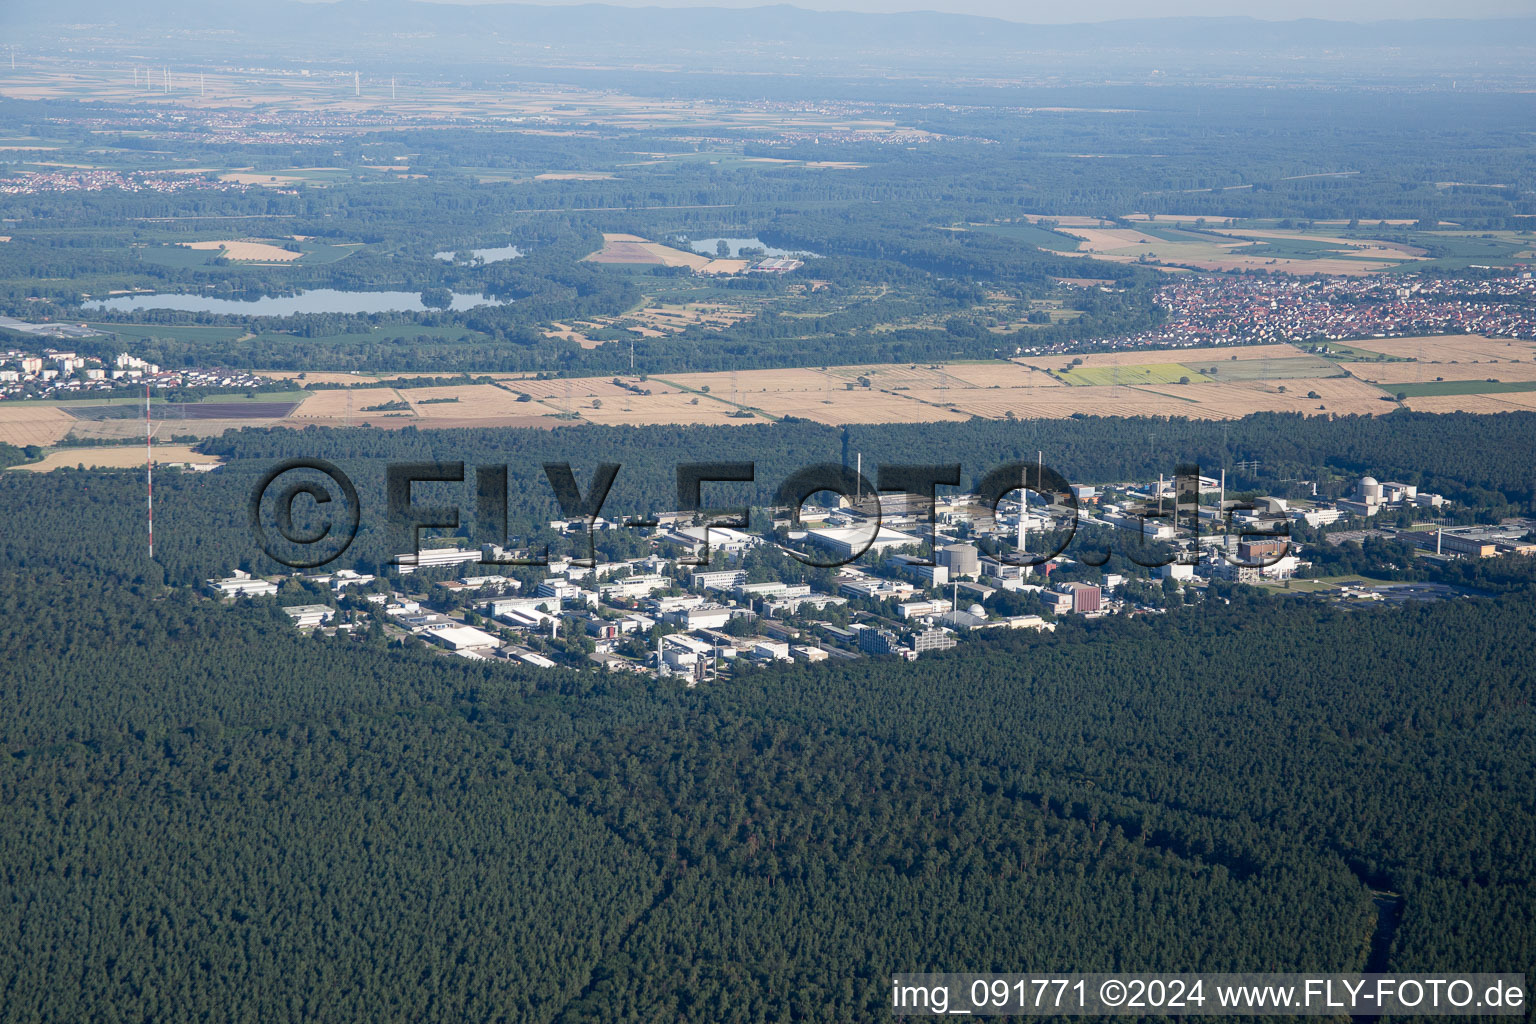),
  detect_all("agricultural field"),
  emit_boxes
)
[1337,334,1536,366]
[217,168,355,187]
[1179,356,1347,382]
[1055,362,1212,386]
[992,215,1511,276]
[576,391,770,427]
[1402,392,1536,414]
[137,238,361,268]
[5,343,1465,443]
[1382,380,1536,398]
[583,233,746,275]
[183,239,302,262]
[546,298,760,347]
[401,384,524,419]
[969,221,1083,251]
[0,403,76,446]
[622,151,867,171]
[11,444,217,472]
[1046,221,1423,274]
[1023,343,1312,371]
[23,337,1536,443]
[660,367,844,396]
